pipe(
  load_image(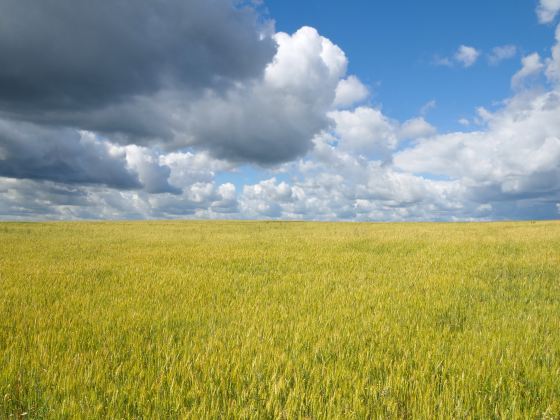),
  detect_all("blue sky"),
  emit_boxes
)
[0,0,559,221]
